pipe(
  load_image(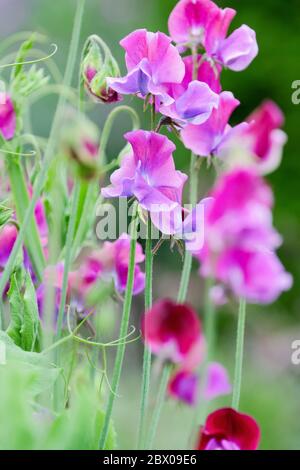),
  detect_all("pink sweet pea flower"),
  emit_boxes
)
[245,101,287,174]
[204,9,258,71]
[107,29,185,105]
[159,55,219,126]
[102,130,187,231]
[168,1,258,72]
[195,169,293,304]
[168,362,231,406]
[142,299,204,365]
[0,93,16,141]
[168,0,219,46]
[76,234,145,297]
[197,408,260,450]
[181,91,247,157]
